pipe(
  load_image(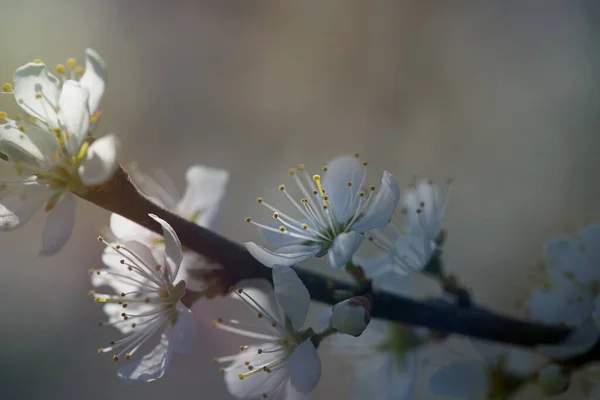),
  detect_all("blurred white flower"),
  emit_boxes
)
[526,224,600,358]
[429,340,536,399]
[92,214,197,383]
[245,154,400,269]
[213,267,321,399]
[0,49,119,256]
[538,364,569,396]
[355,178,450,279]
[110,165,229,291]
[329,319,423,400]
